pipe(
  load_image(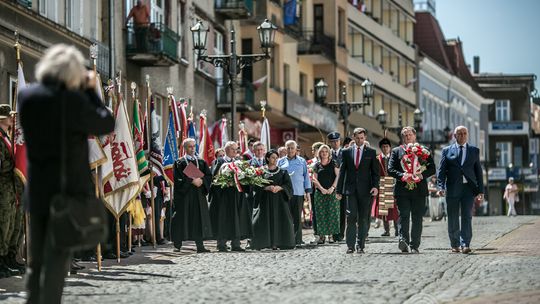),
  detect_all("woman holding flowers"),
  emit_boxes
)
[388,126,435,254]
[251,150,295,250]
[311,145,340,243]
